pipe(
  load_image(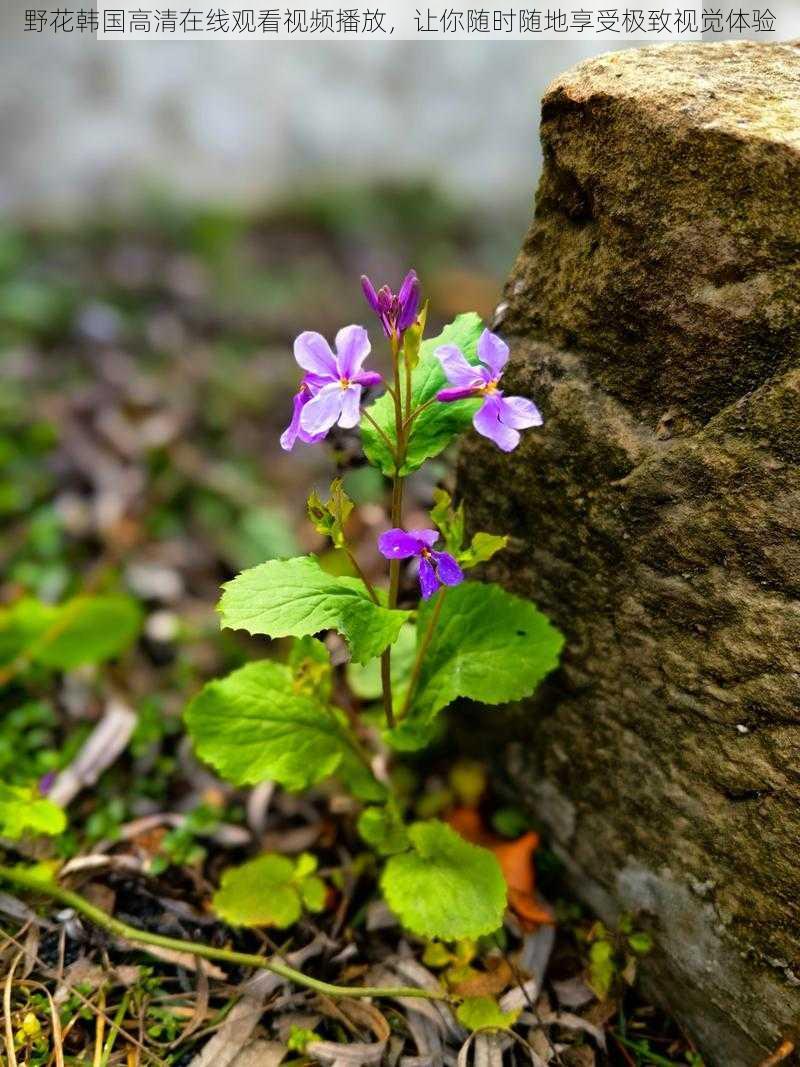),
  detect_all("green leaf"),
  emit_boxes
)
[456,997,521,1033]
[347,621,416,703]
[429,489,507,570]
[288,636,333,701]
[287,1026,320,1053]
[33,596,142,669]
[307,479,355,549]
[394,583,563,748]
[0,595,141,672]
[185,660,376,792]
[361,314,483,476]
[628,931,654,956]
[212,852,325,928]
[459,532,508,571]
[381,820,506,939]
[357,804,410,856]
[218,556,410,665]
[0,783,66,839]
[430,488,465,555]
[588,939,616,999]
